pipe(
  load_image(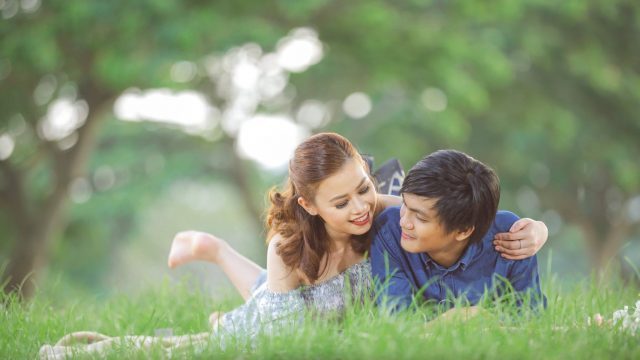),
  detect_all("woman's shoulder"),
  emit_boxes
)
[374,194,401,217]
[266,234,302,292]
